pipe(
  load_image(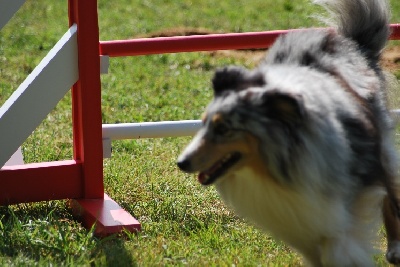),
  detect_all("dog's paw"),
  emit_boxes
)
[387,241,400,265]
